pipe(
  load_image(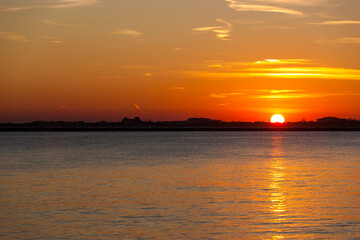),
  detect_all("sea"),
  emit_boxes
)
[0,131,359,239]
